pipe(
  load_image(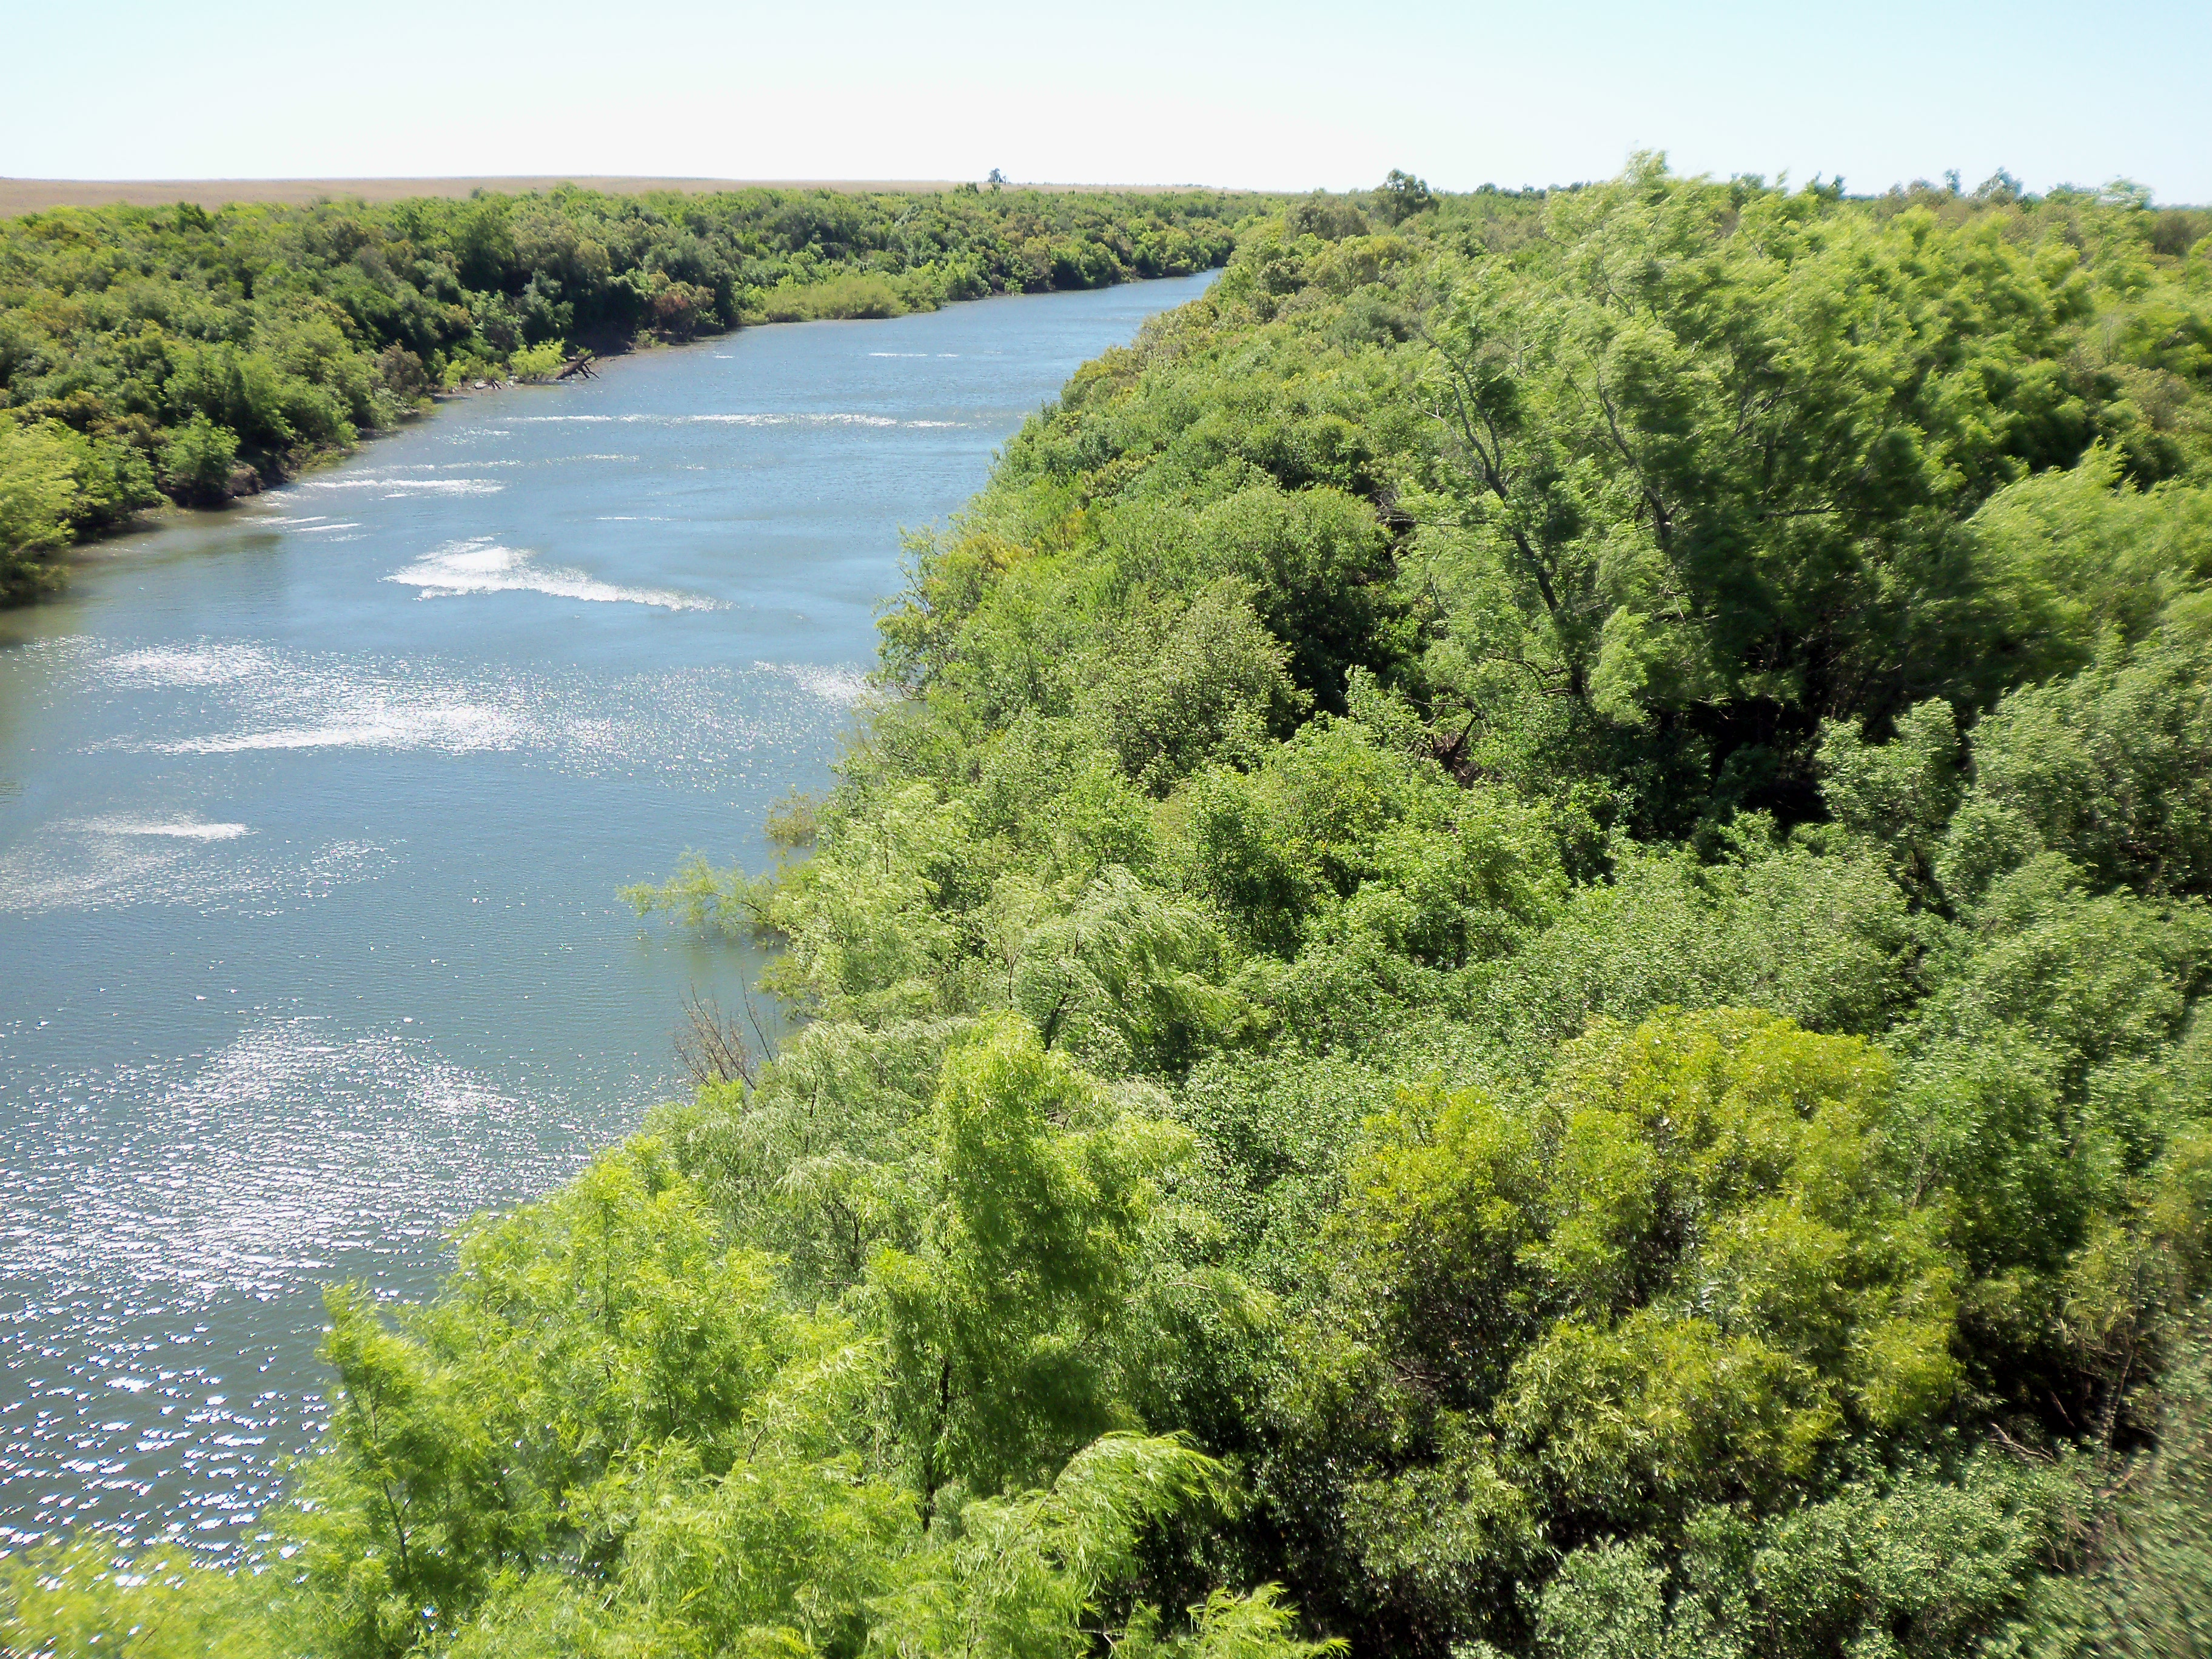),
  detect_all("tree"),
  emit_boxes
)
[874,1015,1189,1516]
[0,417,81,599]
[1265,1011,1962,1653]
[1375,169,1435,223]
[158,412,241,504]
[1418,158,2136,822]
